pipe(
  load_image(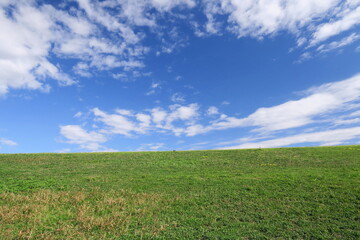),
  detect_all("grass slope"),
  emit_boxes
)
[0,146,359,239]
